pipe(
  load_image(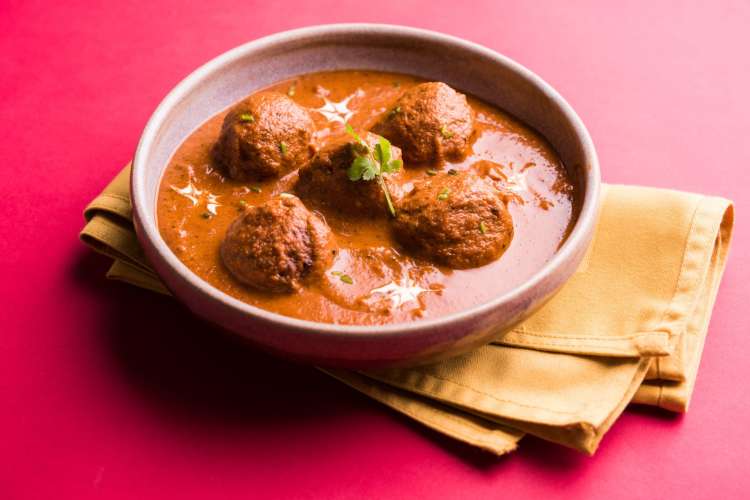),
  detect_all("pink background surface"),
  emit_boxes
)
[2,1,749,498]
